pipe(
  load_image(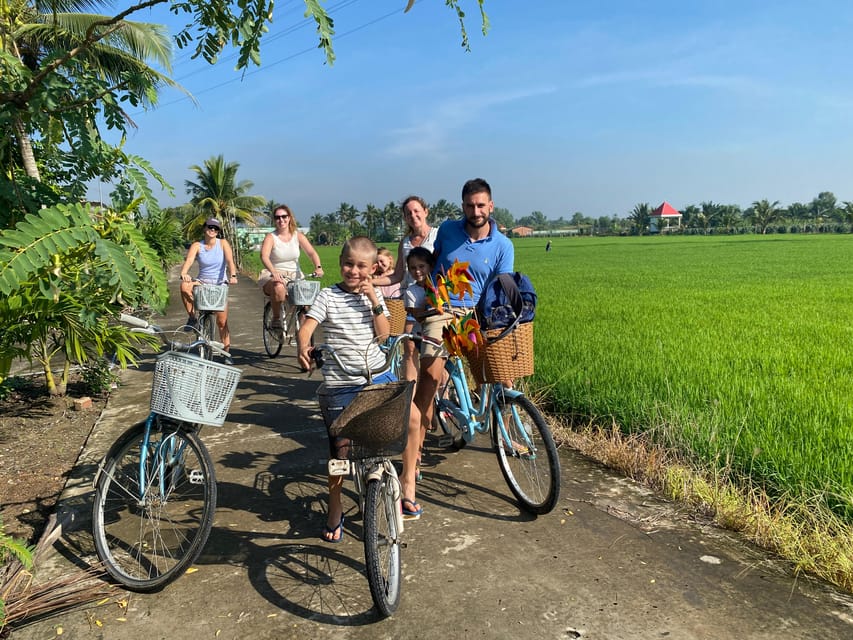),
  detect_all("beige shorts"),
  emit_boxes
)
[420,311,456,359]
[258,269,296,291]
